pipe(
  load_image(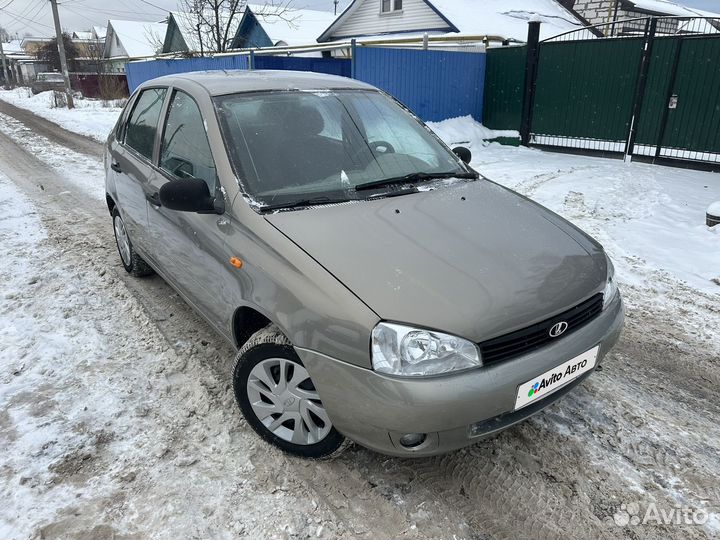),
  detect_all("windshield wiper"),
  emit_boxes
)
[259,196,351,212]
[354,171,478,192]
